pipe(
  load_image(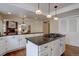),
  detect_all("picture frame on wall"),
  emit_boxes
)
[6,21,18,35]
